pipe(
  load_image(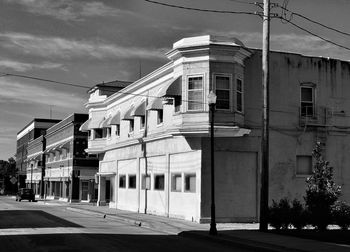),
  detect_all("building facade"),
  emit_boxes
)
[44,113,98,202]
[82,35,350,223]
[16,119,61,189]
